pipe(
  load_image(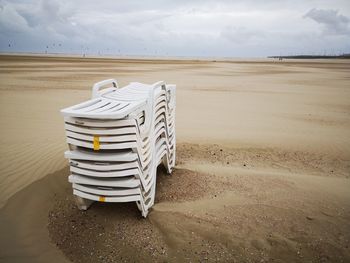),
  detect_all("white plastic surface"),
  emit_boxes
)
[61,79,176,217]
